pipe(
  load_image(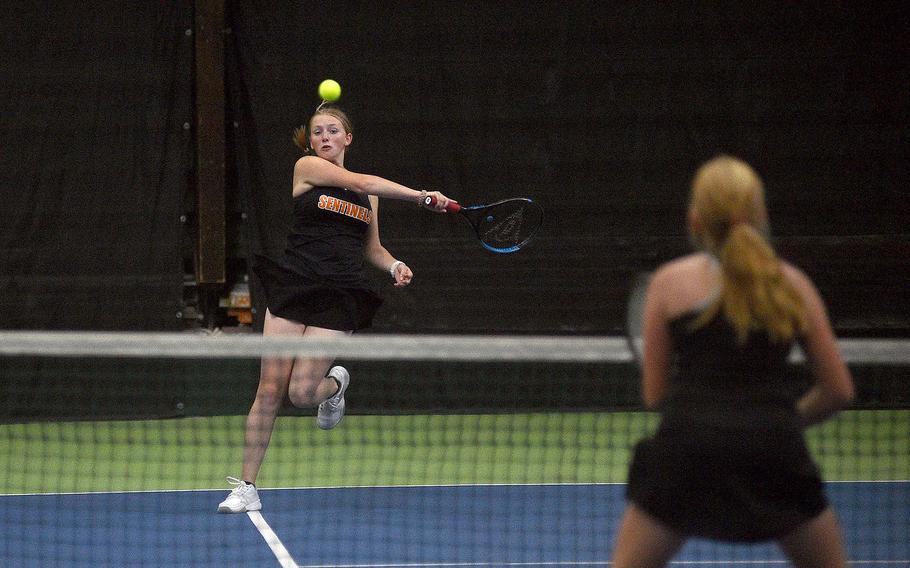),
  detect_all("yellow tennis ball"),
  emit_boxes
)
[318,79,341,102]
